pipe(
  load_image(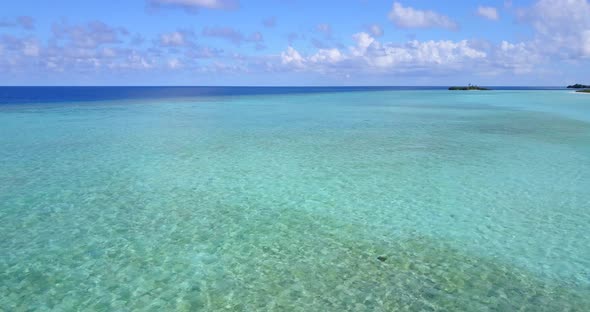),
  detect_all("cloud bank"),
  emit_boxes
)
[1,0,589,84]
